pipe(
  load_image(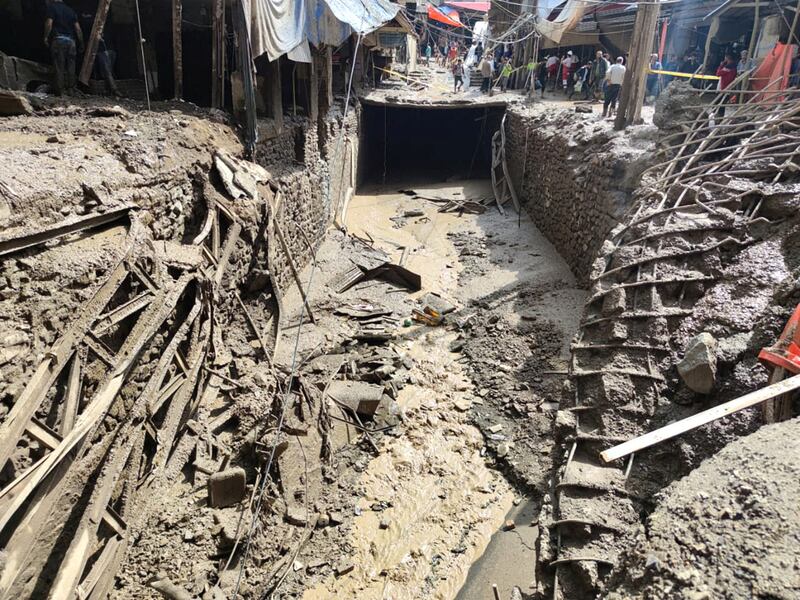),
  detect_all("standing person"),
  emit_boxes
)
[43,0,84,96]
[561,51,574,91]
[646,53,662,101]
[94,33,121,96]
[570,60,591,100]
[546,54,559,90]
[537,59,548,98]
[716,52,737,90]
[737,49,755,75]
[589,50,609,101]
[447,43,458,67]
[425,43,432,66]
[524,56,537,92]
[603,56,626,118]
[452,58,465,92]
[663,53,678,88]
[499,57,512,91]
[476,41,484,60]
[479,54,492,93]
